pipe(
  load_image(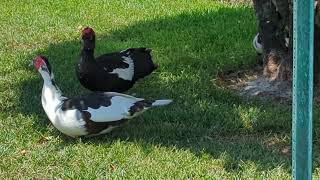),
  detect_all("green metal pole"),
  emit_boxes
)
[292,0,314,179]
